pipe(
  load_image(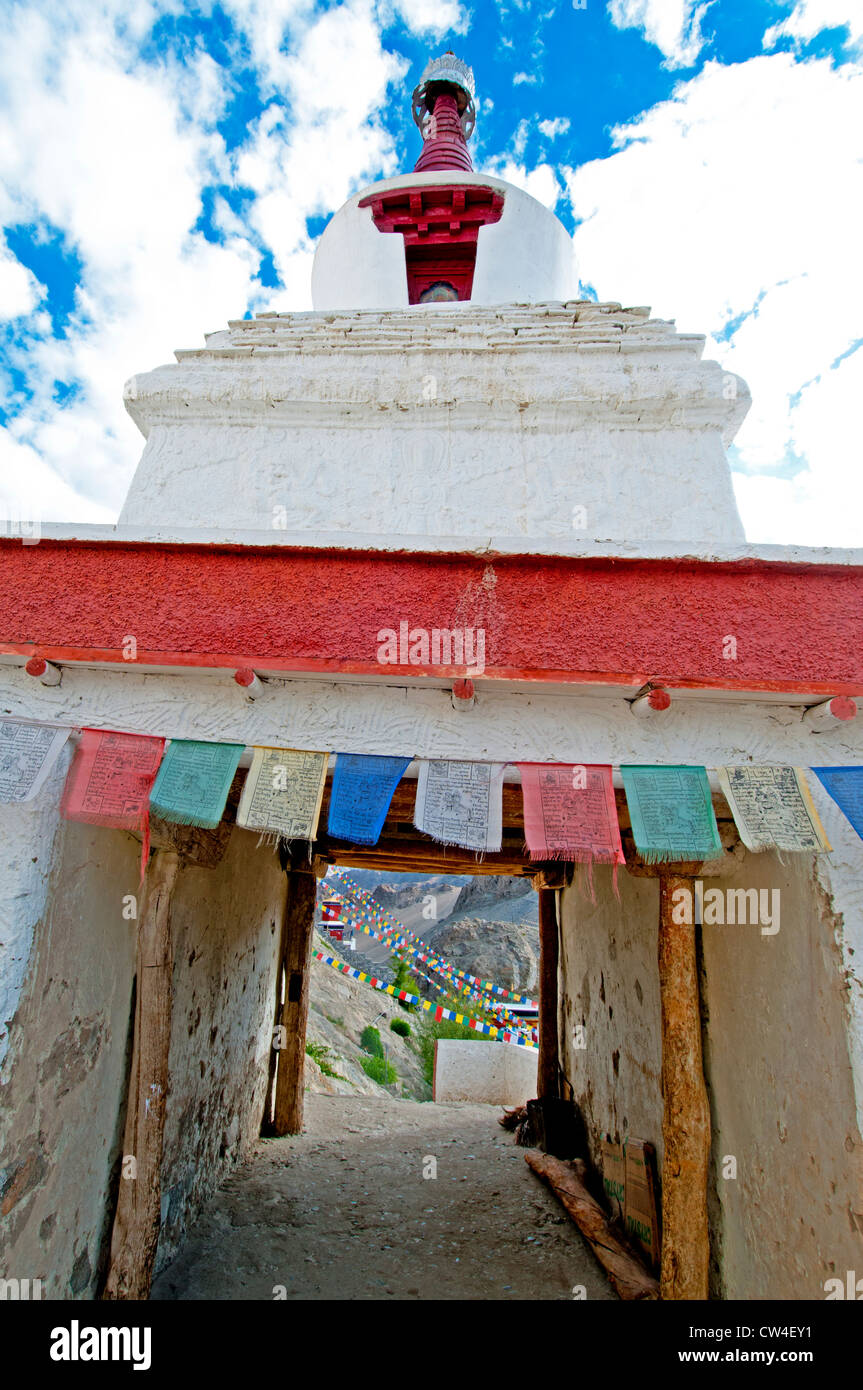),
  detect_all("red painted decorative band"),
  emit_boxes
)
[1,539,862,696]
